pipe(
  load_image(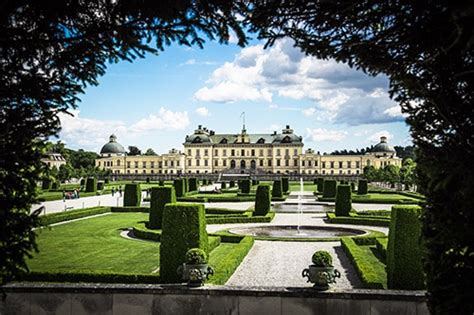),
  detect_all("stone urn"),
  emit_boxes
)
[177,248,214,287]
[302,250,341,290]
